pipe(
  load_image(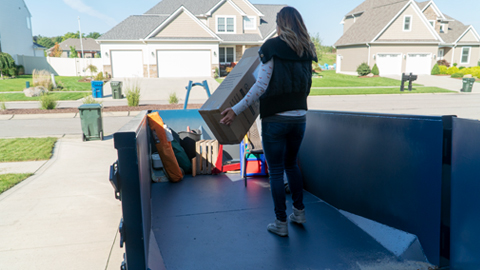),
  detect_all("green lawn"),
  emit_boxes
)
[319,53,336,66]
[0,75,92,92]
[310,87,453,95]
[0,92,89,101]
[0,173,32,194]
[0,137,57,162]
[312,70,420,87]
